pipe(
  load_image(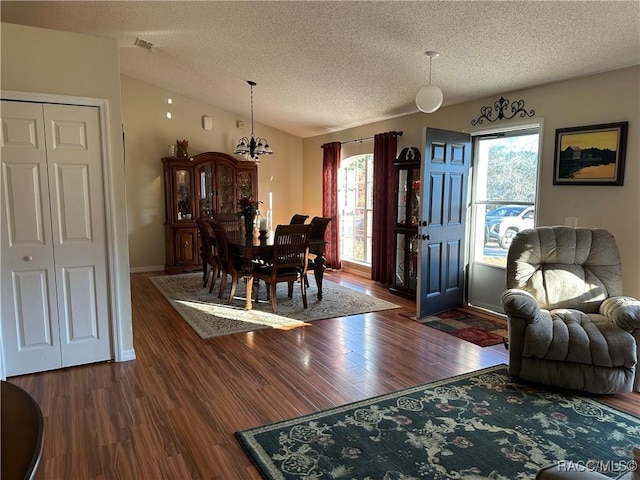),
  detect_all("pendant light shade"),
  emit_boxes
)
[415,51,443,114]
[415,85,444,114]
